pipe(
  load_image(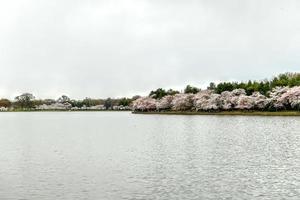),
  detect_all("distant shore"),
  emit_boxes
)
[1,110,299,116]
[133,111,300,116]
